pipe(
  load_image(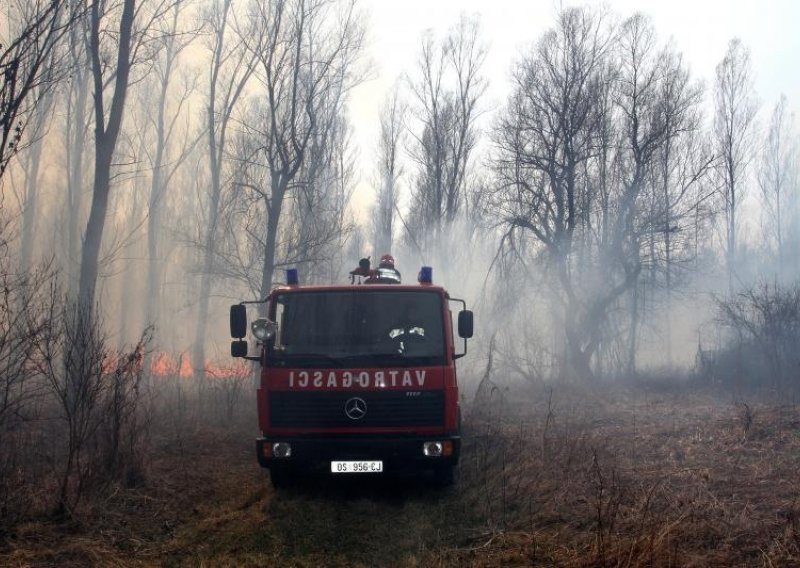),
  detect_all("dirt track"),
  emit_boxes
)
[2,421,470,566]
[4,382,800,566]
[156,460,466,567]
